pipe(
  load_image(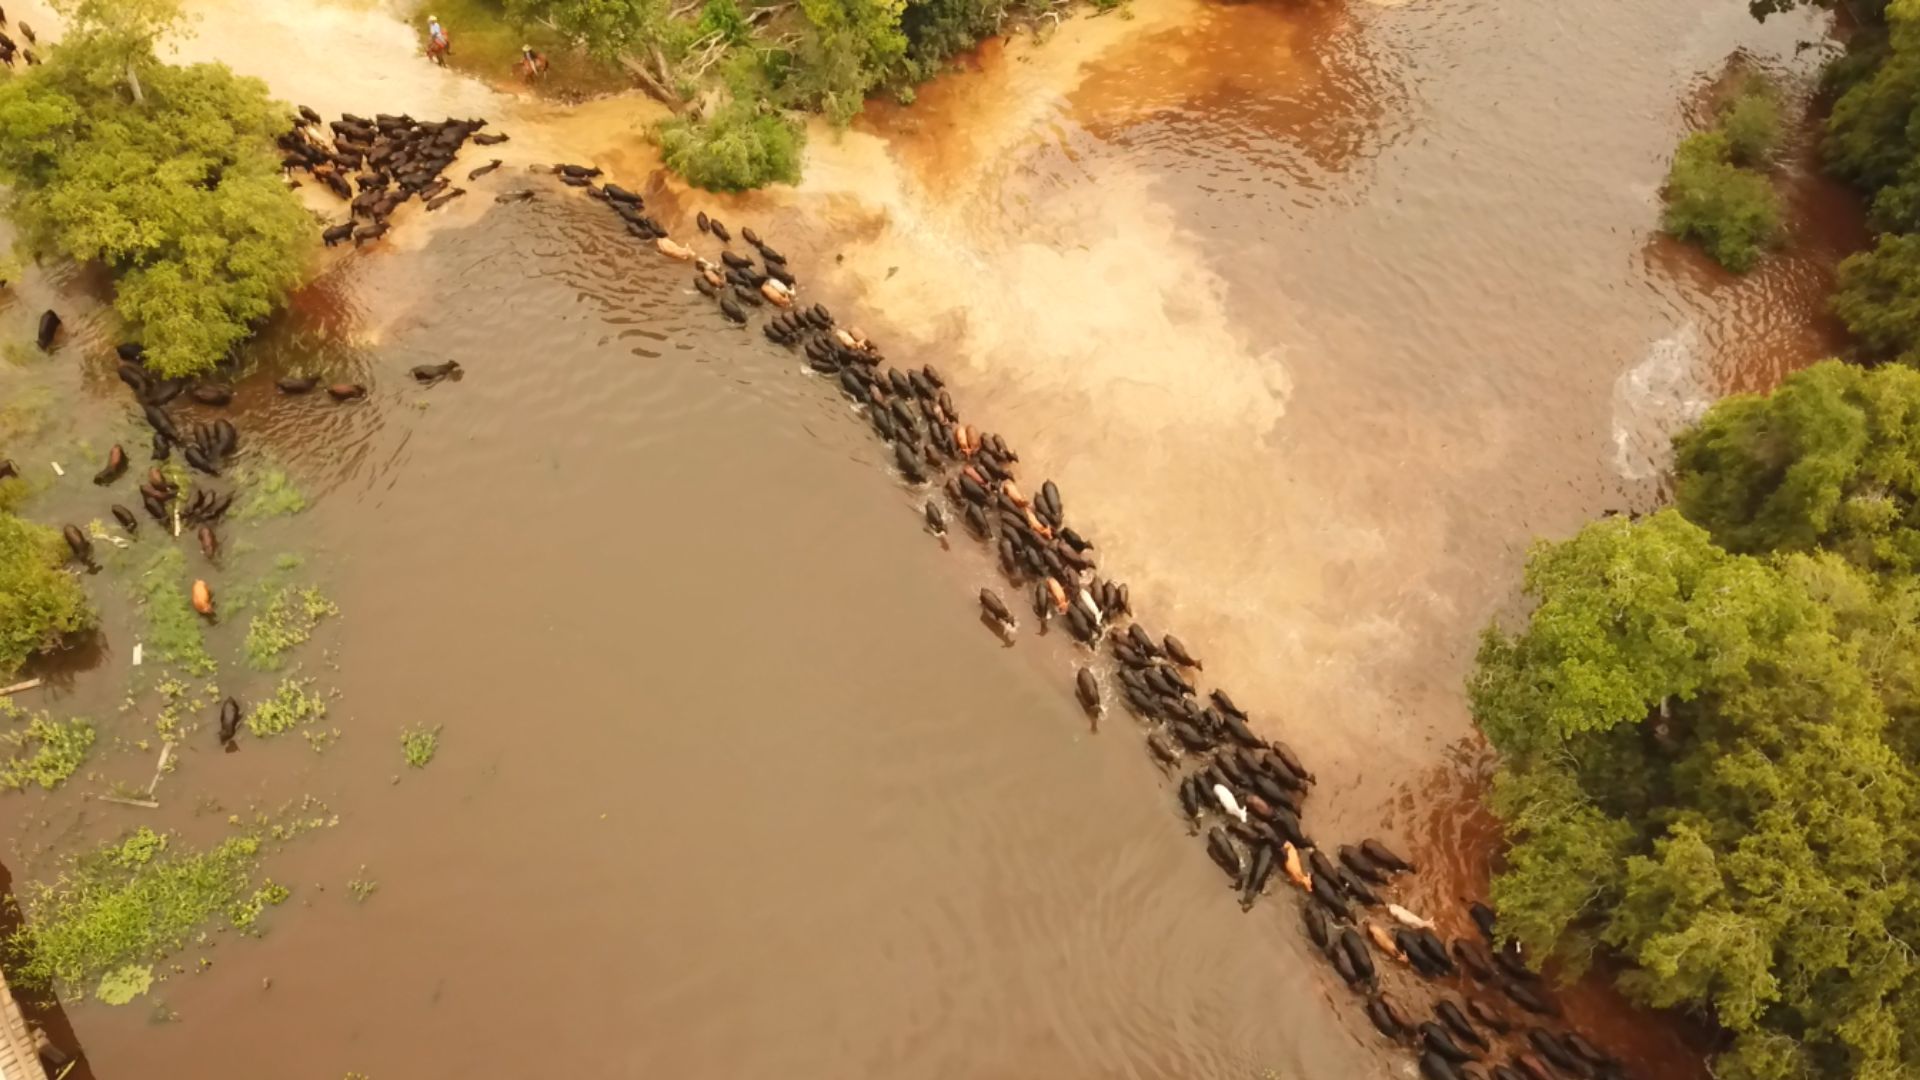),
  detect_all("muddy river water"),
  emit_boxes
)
[0,0,1866,1076]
